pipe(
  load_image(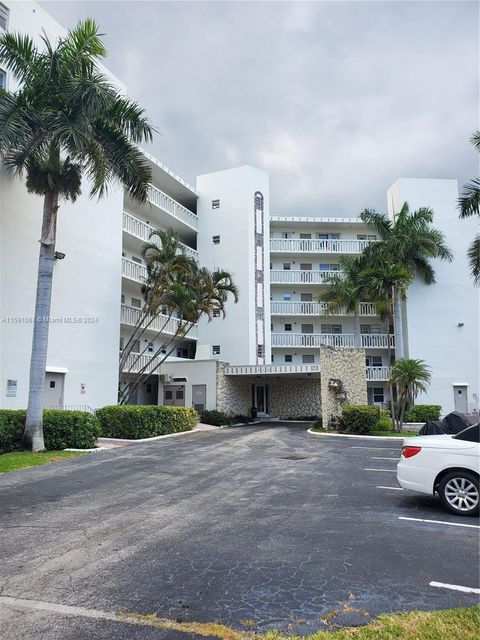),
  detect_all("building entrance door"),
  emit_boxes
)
[43,373,65,408]
[192,384,207,411]
[453,385,468,413]
[164,385,185,407]
[253,384,269,416]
